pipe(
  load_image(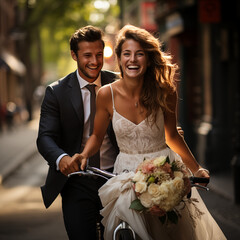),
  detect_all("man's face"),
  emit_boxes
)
[71,40,104,83]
